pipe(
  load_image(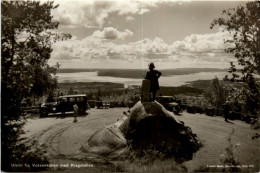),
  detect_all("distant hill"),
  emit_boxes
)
[57,68,227,79]
[57,68,99,73]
